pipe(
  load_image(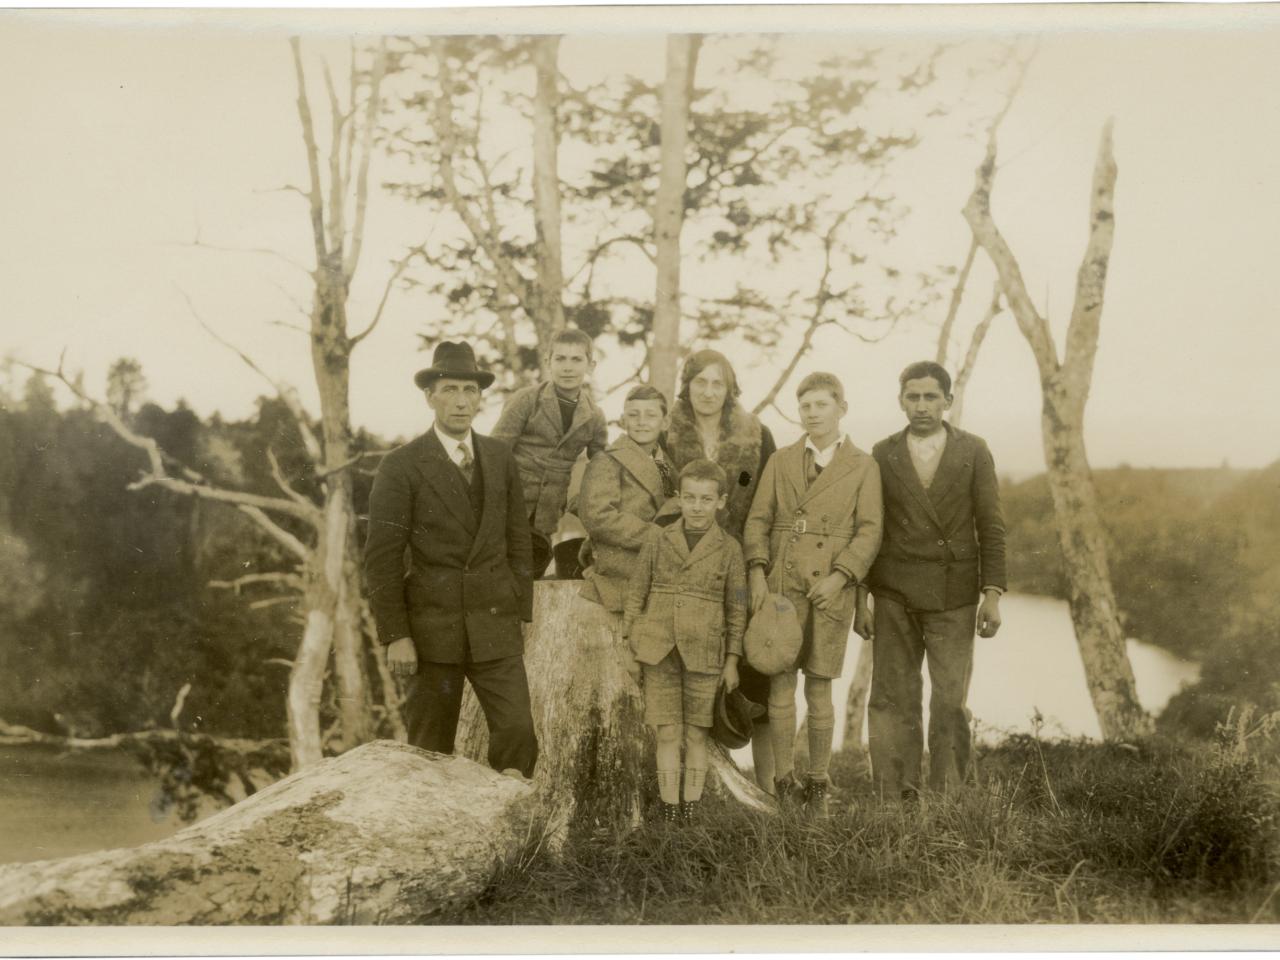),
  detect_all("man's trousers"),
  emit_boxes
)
[403,652,538,778]
[867,595,977,796]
